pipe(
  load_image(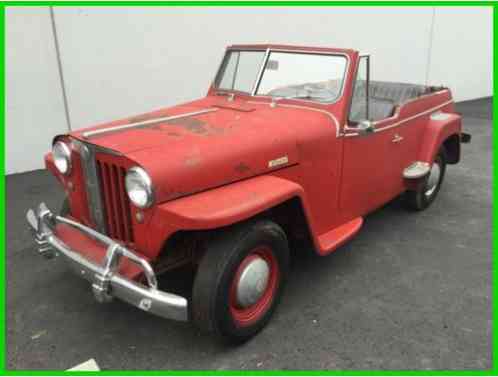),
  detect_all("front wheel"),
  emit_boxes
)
[404,147,447,211]
[60,197,70,217]
[191,220,289,343]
